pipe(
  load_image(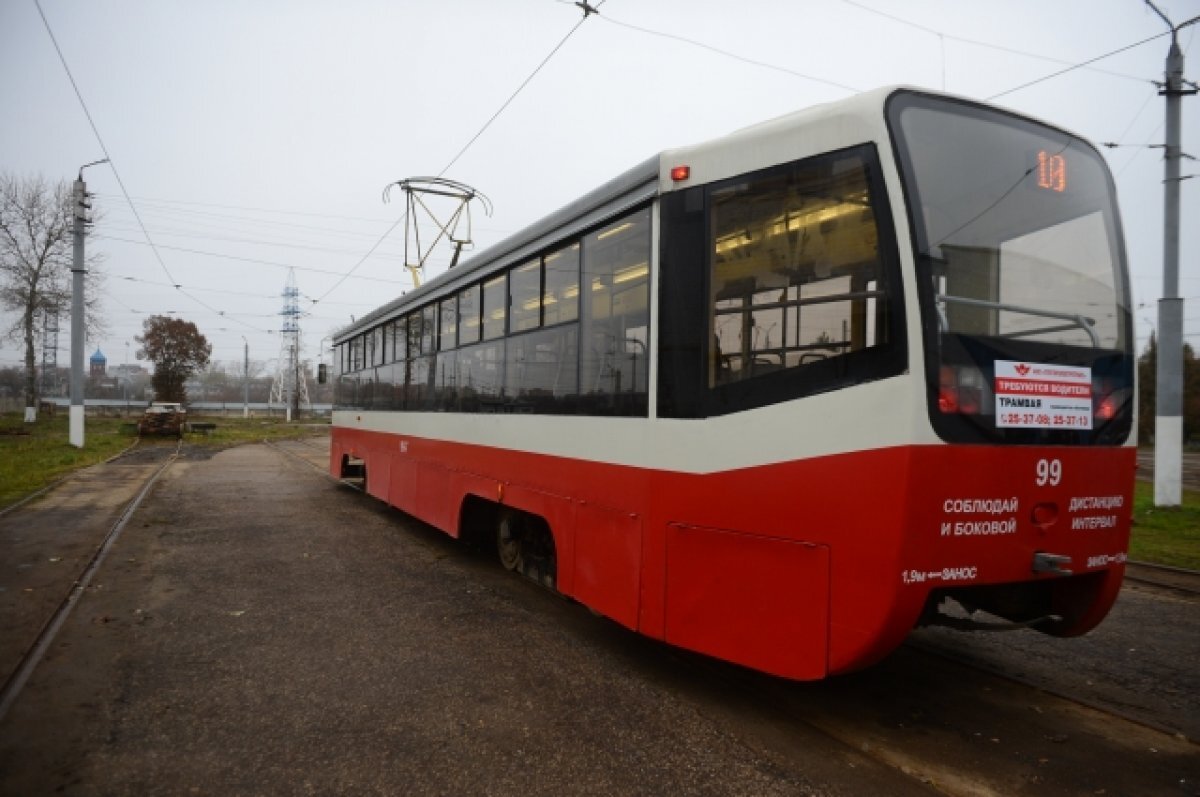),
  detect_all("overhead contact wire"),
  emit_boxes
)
[596,12,859,94]
[313,2,601,307]
[34,0,271,334]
